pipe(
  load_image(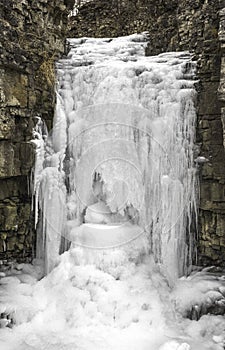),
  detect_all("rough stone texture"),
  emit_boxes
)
[69,0,225,266]
[0,0,74,262]
[196,3,225,266]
